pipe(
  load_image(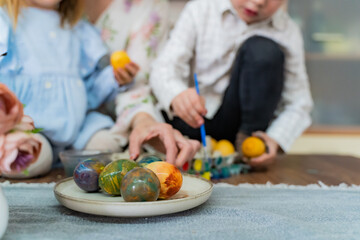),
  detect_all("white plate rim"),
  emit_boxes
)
[54,173,213,207]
